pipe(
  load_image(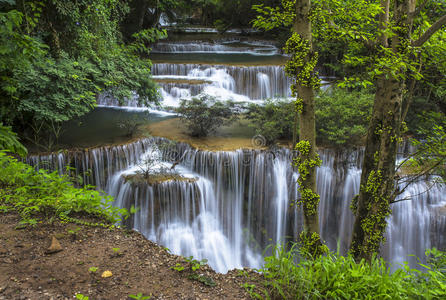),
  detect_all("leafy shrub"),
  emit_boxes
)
[0,5,162,151]
[245,88,373,147]
[0,152,127,226]
[255,244,446,300]
[245,99,295,145]
[177,95,236,137]
[315,87,373,148]
[0,124,27,157]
